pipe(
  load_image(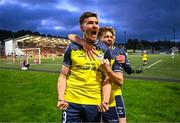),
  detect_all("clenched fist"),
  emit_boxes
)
[57,100,69,110]
[100,59,110,72]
